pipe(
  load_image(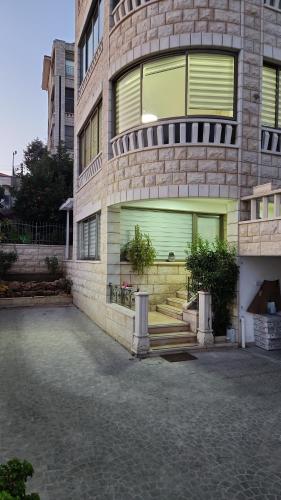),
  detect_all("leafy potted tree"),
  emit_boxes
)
[186,238,239,338]
[122,225,156,275]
